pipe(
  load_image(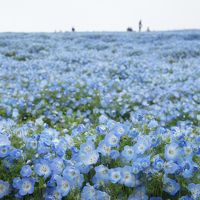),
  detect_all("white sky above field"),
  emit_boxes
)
[0,0,200,32]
